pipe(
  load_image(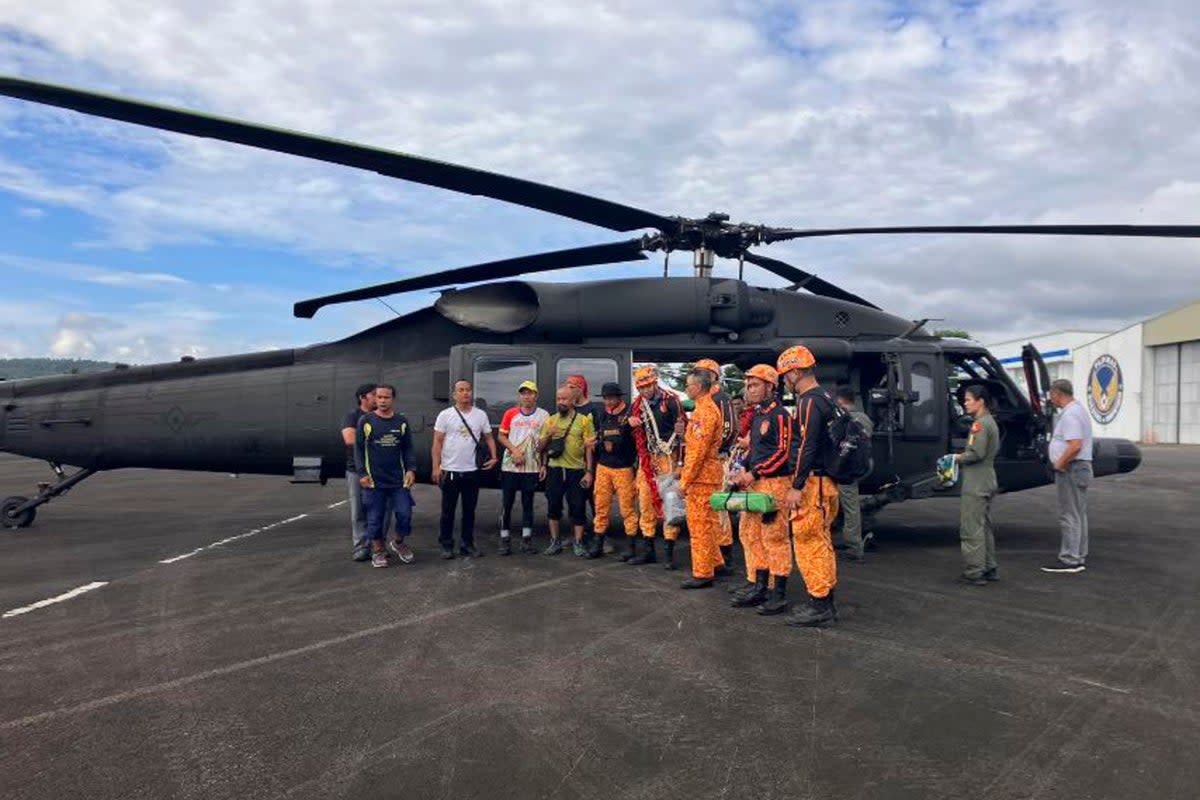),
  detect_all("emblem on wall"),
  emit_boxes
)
[1087,354,1123,425]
